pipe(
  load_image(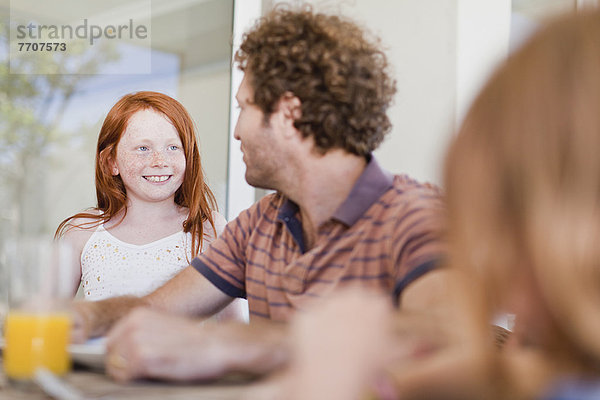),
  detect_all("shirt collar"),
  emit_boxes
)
[278,198,299,221]
[331,155,394,226]
[277,155,394,227]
